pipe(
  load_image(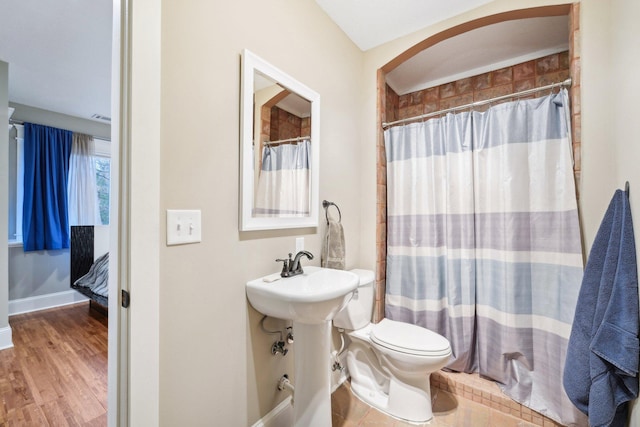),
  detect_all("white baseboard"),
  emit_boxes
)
[251,396,293,427]
[9,290,89,316]
[0,326,13,350]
